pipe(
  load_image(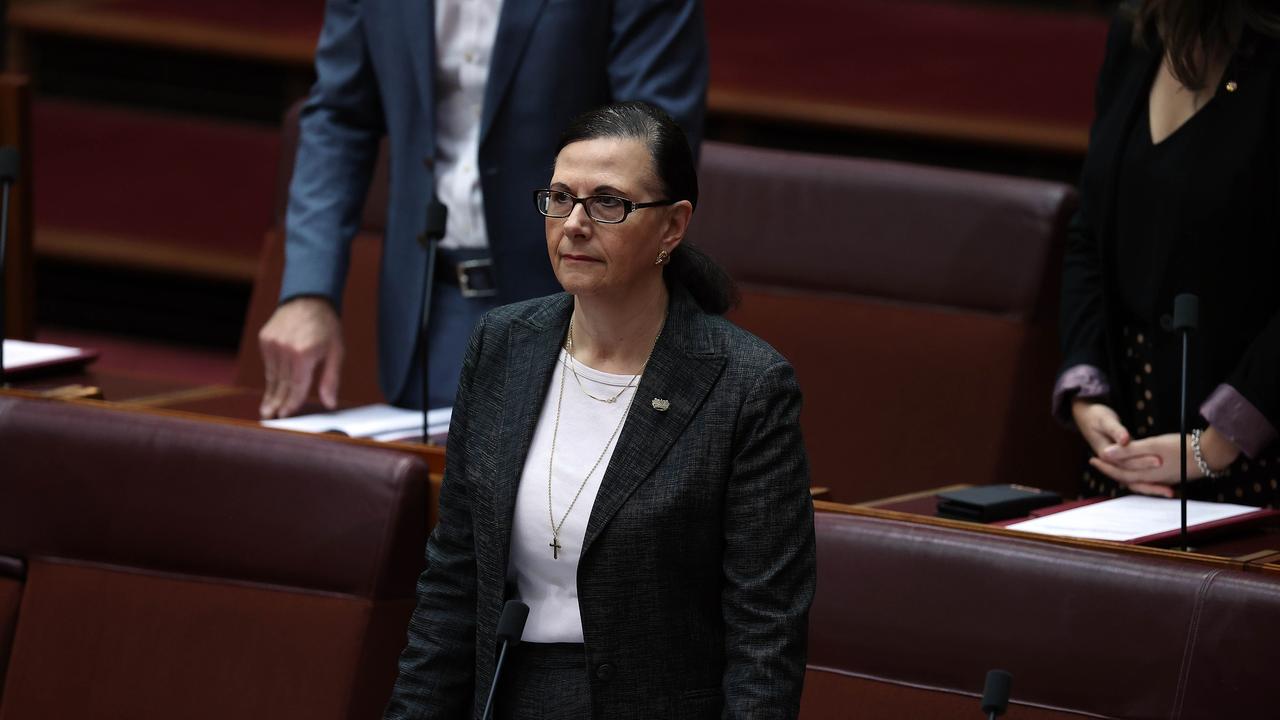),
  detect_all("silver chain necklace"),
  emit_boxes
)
[547,311,665,559]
